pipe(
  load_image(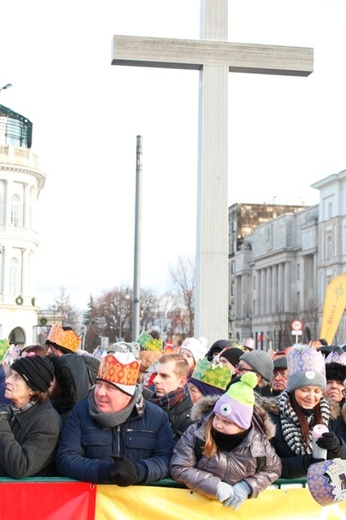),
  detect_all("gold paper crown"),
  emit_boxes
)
[98,353,139,386]
[191,358,231,390]
[136,331,163,352]
[47,324,81,352]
